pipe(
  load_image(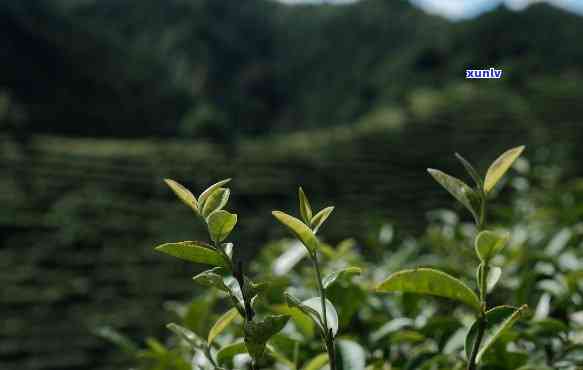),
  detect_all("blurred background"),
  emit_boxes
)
[1,0,583,369]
